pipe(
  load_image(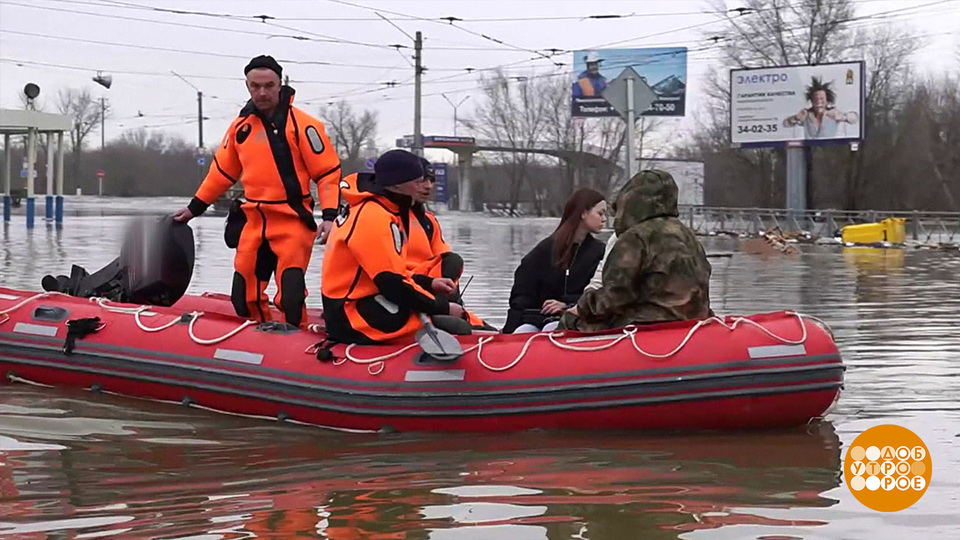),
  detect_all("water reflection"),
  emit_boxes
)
[0,388,841,539]
[2,207,959,538]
